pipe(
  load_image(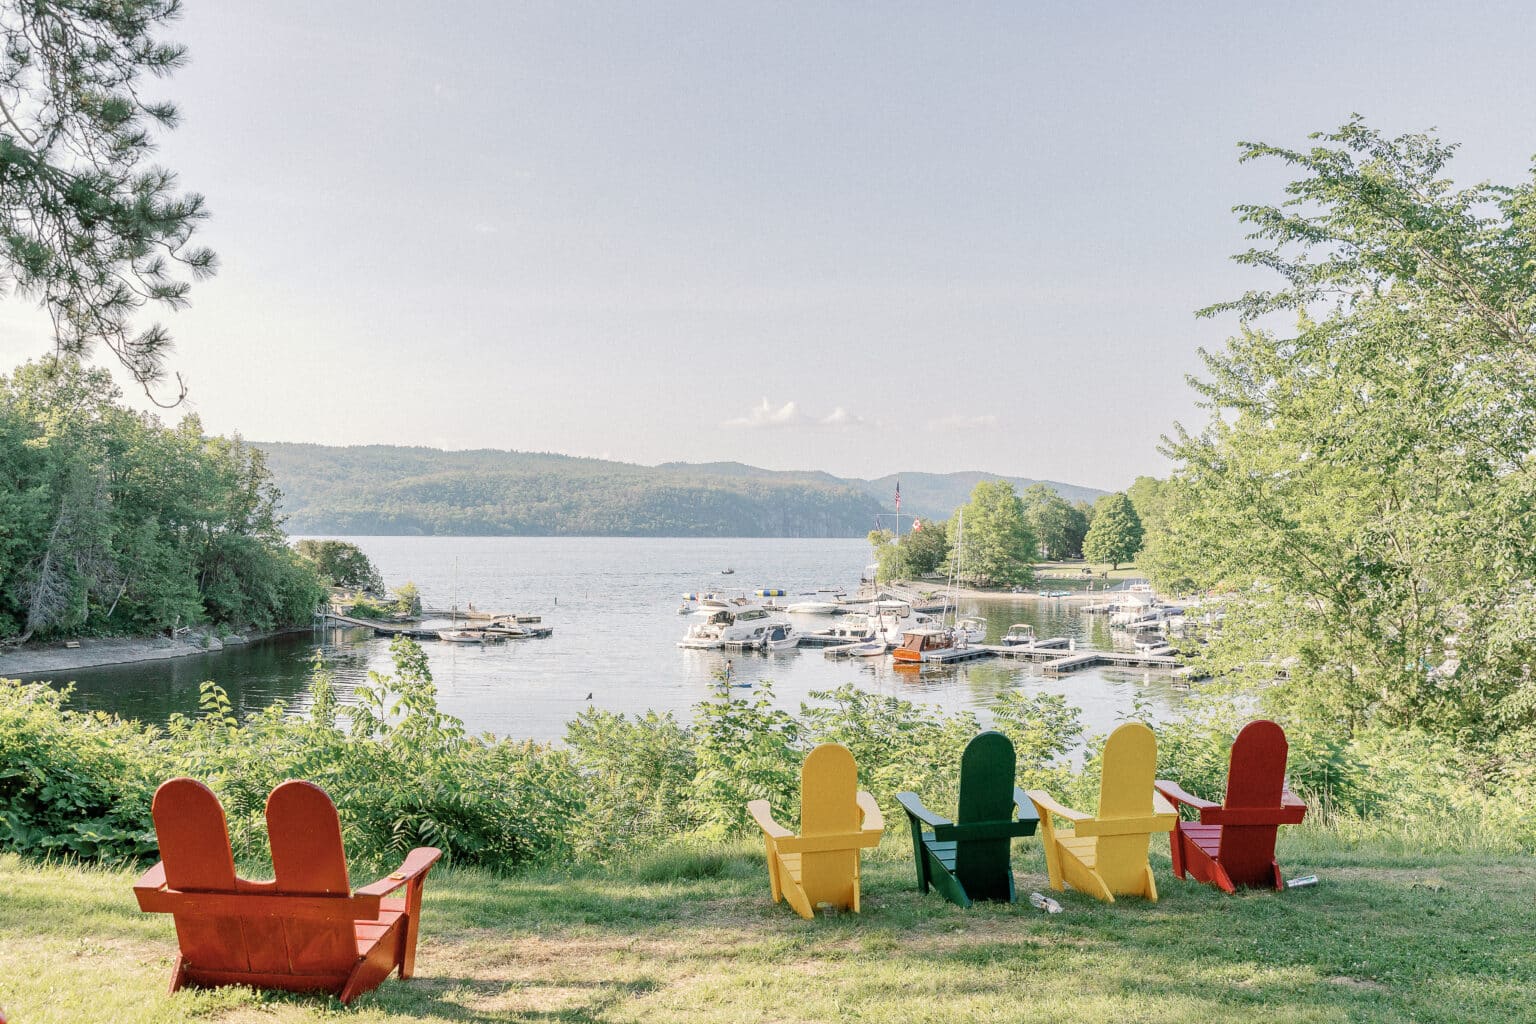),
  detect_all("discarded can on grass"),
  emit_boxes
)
[1029,891,1063,913]
[1285,875,1319,888]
